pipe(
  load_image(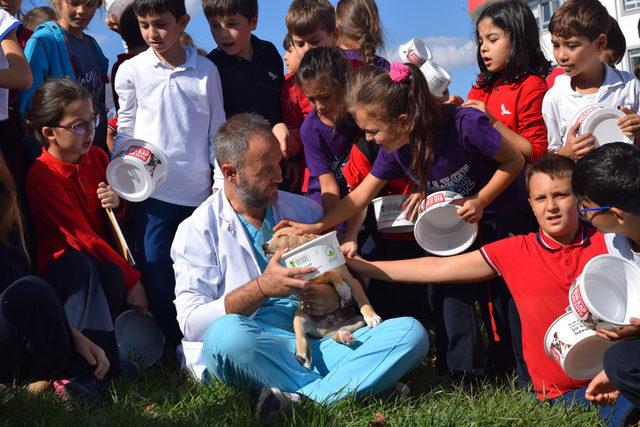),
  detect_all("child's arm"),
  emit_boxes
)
[207,65,226,190]
[27,171,141,290]
[0,28,32,90]
[19,36,47,115]
[341,207,367,258]
[456,139,524,223]
[346,250,496,283]
[318,173,341,214]
[112,62,137,153]
[463,99,535,162]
